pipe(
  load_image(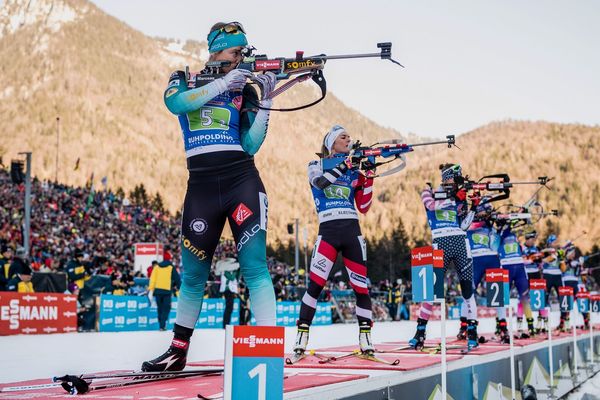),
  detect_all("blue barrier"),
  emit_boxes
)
[272,301,332,326]
[98,295,239,331]
[98,296,333,331]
